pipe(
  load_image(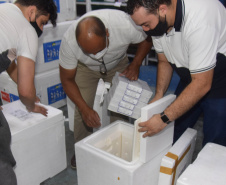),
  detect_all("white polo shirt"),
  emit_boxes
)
[152,0,226,98]
[0,3,38,62]
[59,9,147,71]
[153,0,226,73]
